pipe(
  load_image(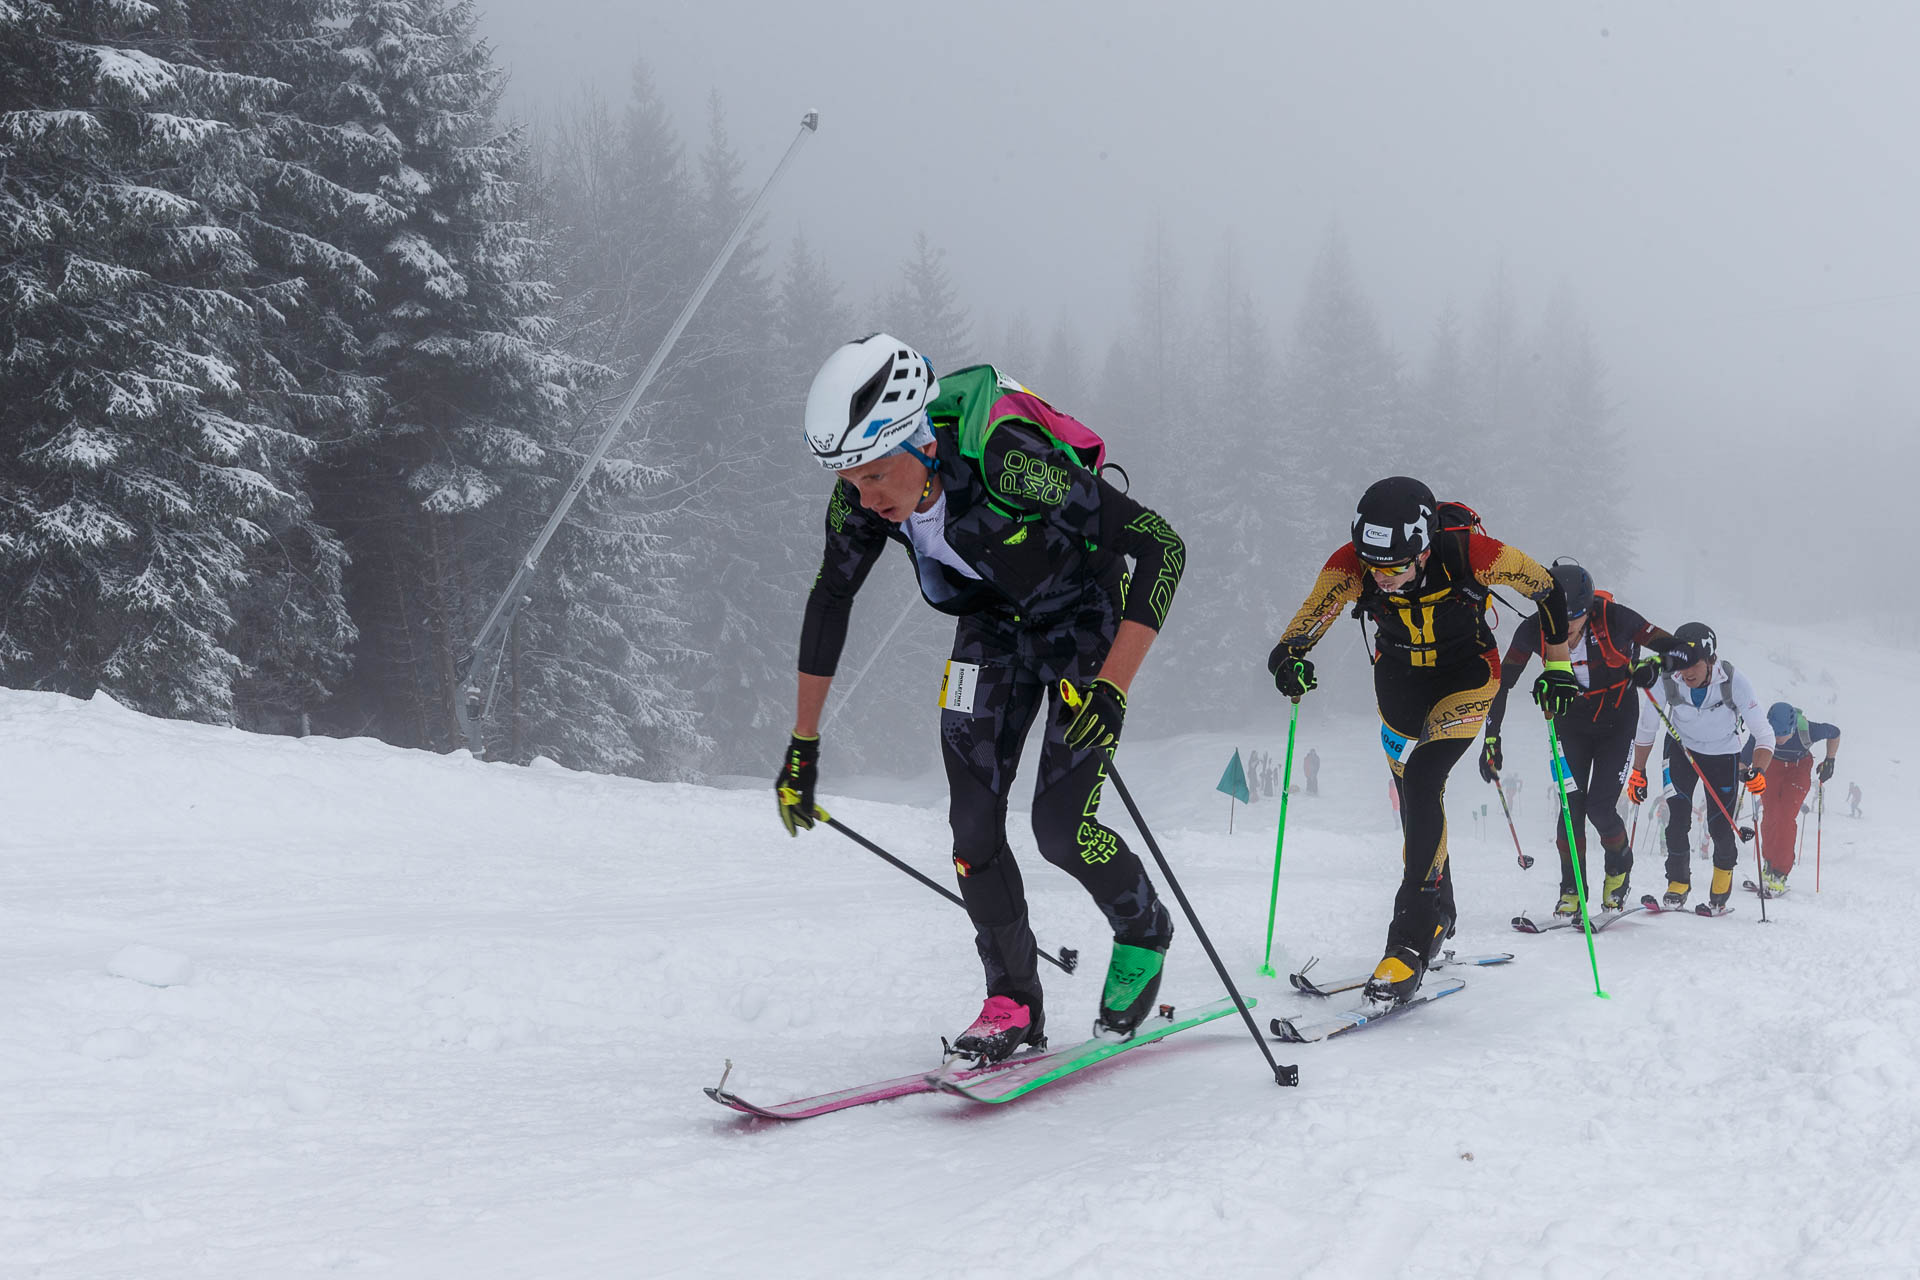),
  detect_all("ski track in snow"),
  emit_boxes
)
[1,620,1915,1278]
